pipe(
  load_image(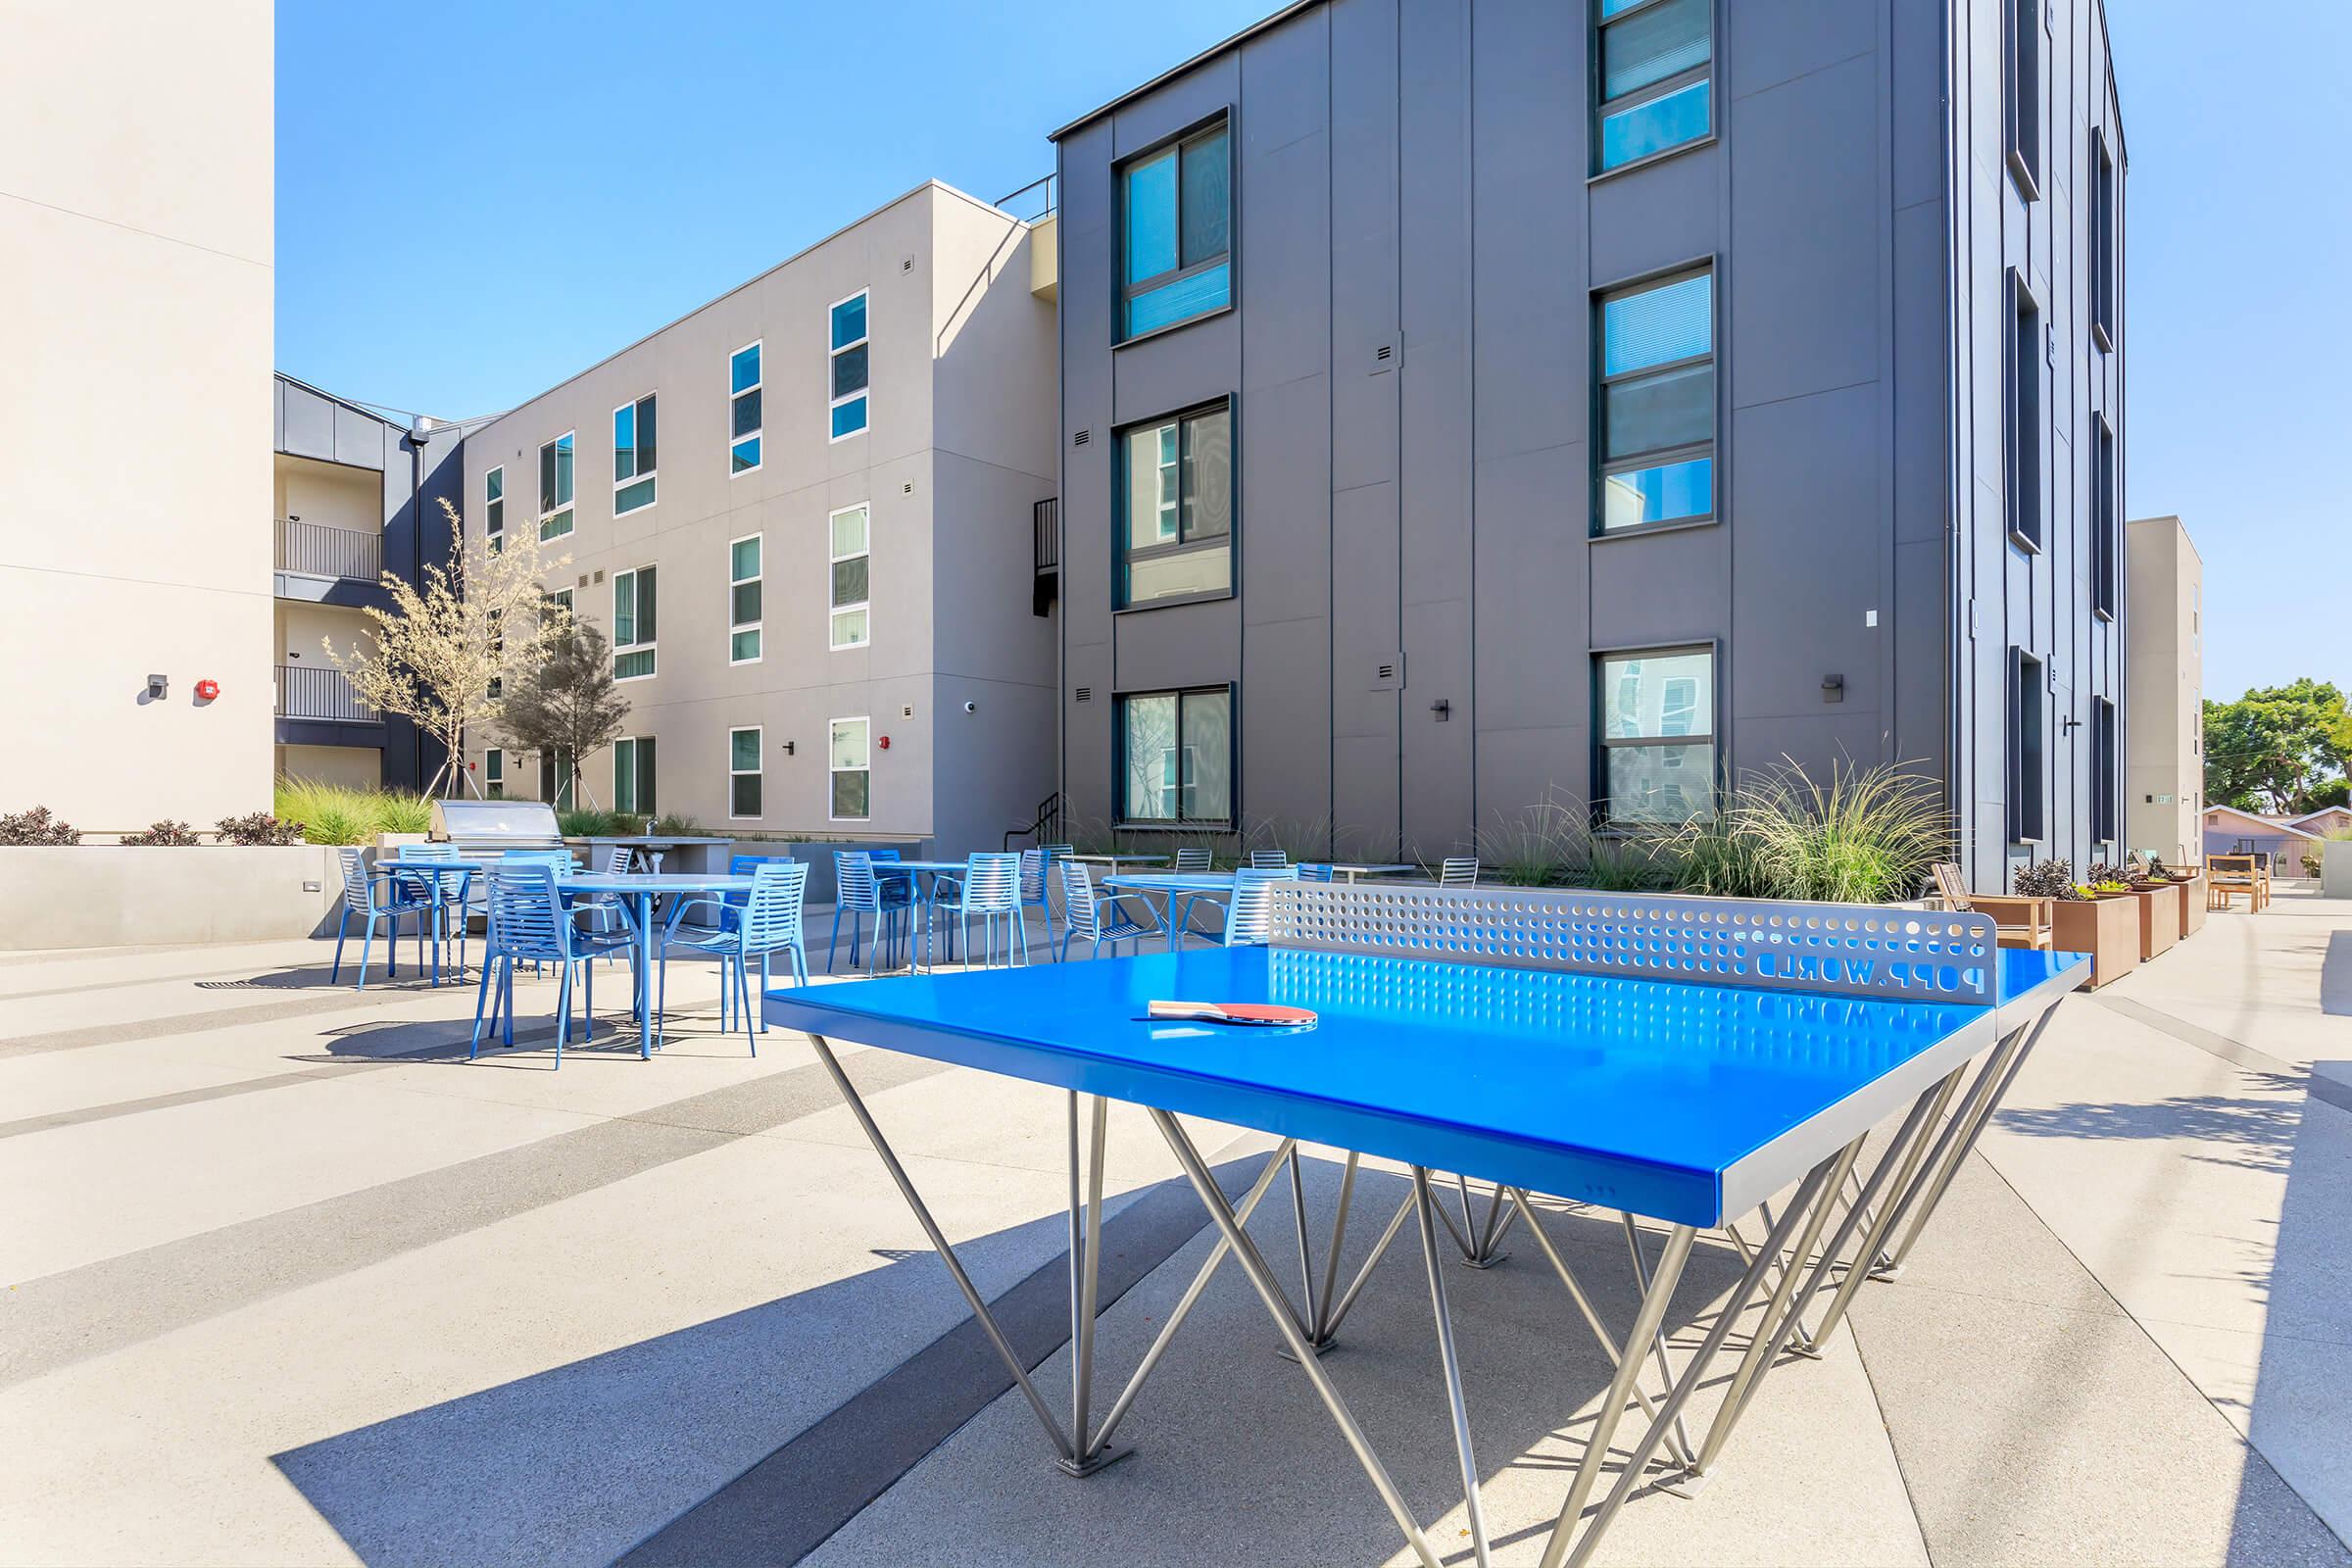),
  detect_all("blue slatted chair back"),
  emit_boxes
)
[1041,843,1075,859]
[1224,865,1298,946]
[1018,848,1048,902]
[1059,860,1104,941]
[1174,848,1213,872]
[869,848,903,861]
[336,848,378,912]
[596,844,633,874]
[406,843,459,860]
[959,853,1020,914]
[835,851,882,912]
[1249,850,1289,869]
[741,861,808,953]
[1441,857,1480,888]
[1299,862,1335,882]
[503,849,575,870]
[487,865,571,962]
